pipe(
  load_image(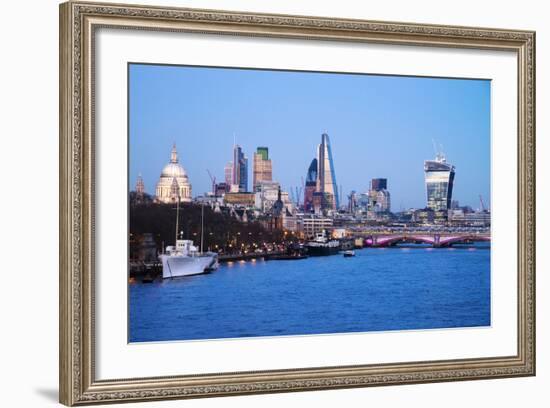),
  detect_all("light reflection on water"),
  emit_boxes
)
[129,243,490,342]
